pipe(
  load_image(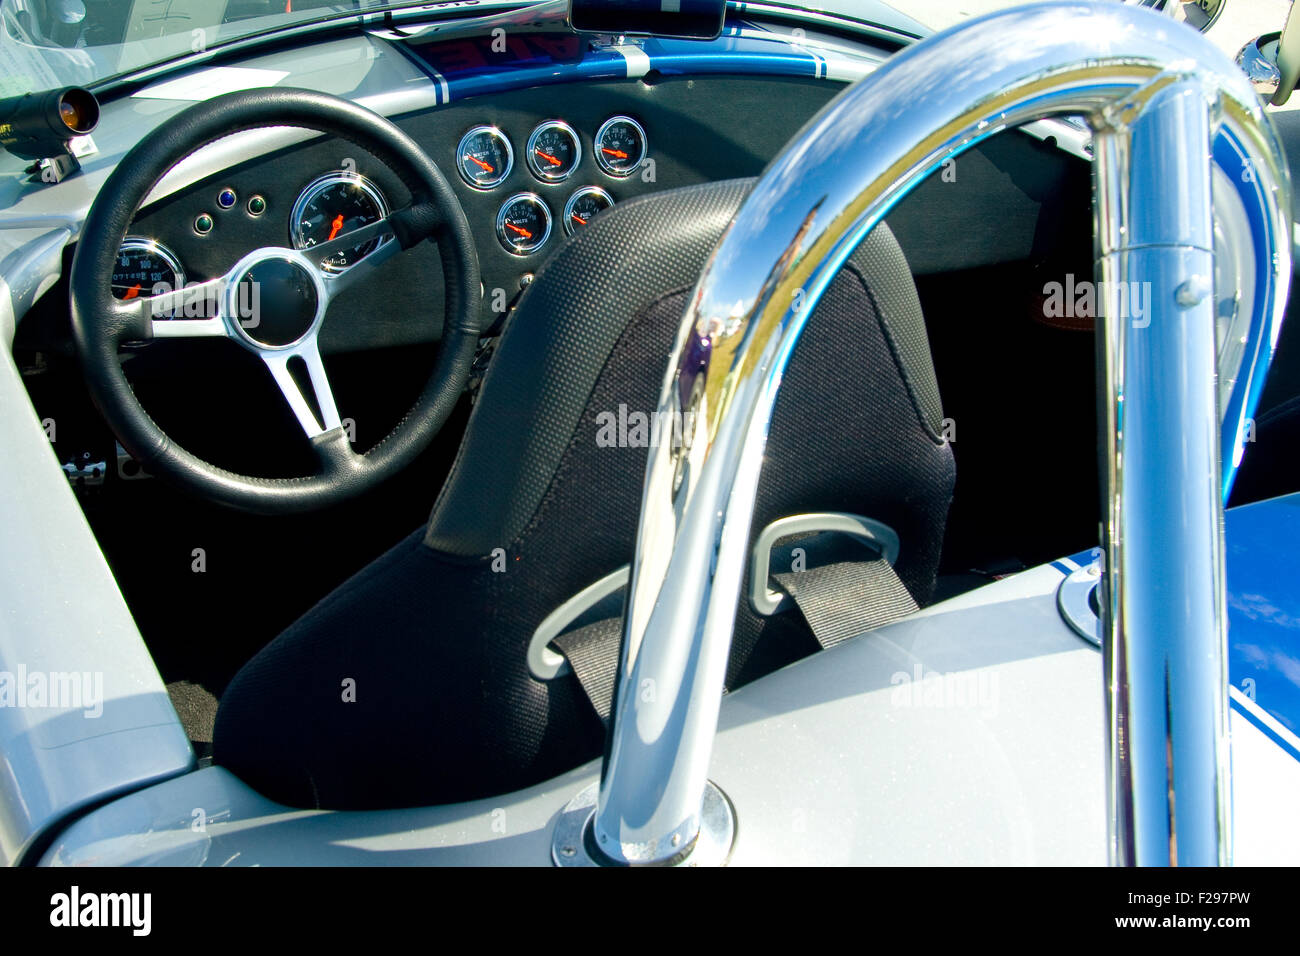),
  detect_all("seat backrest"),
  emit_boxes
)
[422,178,954,690]
[213,178,959,808]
